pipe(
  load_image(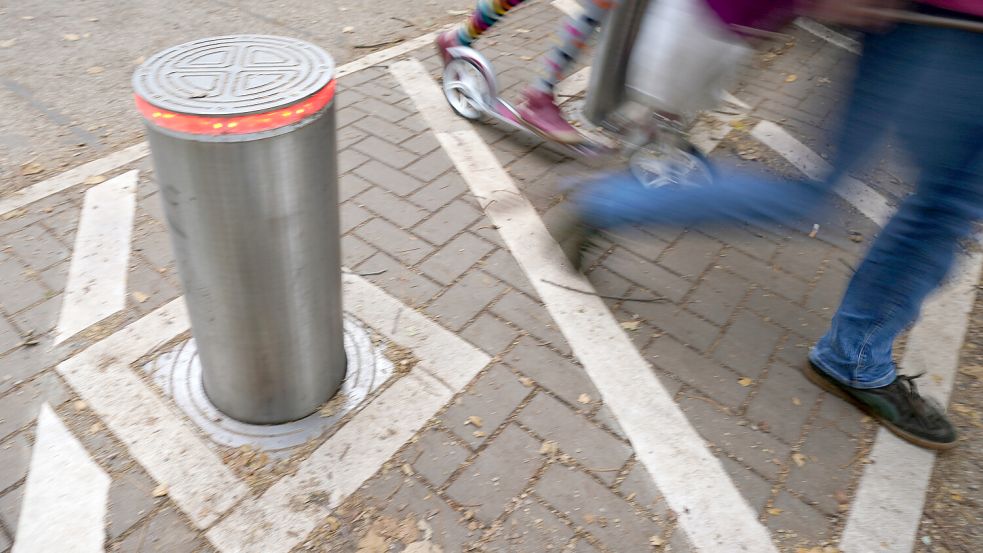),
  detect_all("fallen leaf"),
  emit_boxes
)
[22,16,35,20]
[577,393,591,404]
[83,175,107,185]
[73,400,88,411]
[152,484,169,497]
[86,66,104,75]
[133,55,146,65]
[520,55,533,61]
[21,162,44,176]
[0,39,16,48]
[583,514,596,524]
[649,535,665,547]
[132,291,150,303]
[89,422,104,434]
[792,453,807,467]
[472,430,486,438]
[516,28,531,33]
[792,397,802,406]
[401,463,414,476]
[785,74,798,83]
[63,33,81,41]
[539,440,559,456]
[620,320,641,331]
[464,415,483,428]
[342,26,355,33]
[87,17,99,22]
[447,9,469,15]
[818,77,831,84]
[738,377,753,387]
[951,491,964,502]
[518,376,534,387]
[767,507,783,516]
[2,209,27,220]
